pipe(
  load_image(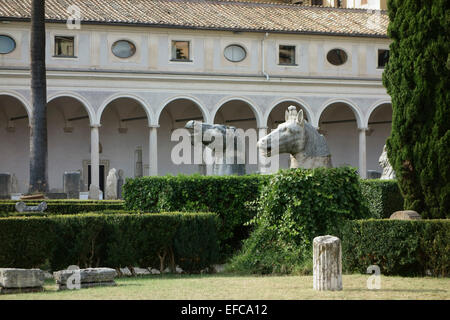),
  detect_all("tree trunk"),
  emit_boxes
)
[29,0,48,194]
